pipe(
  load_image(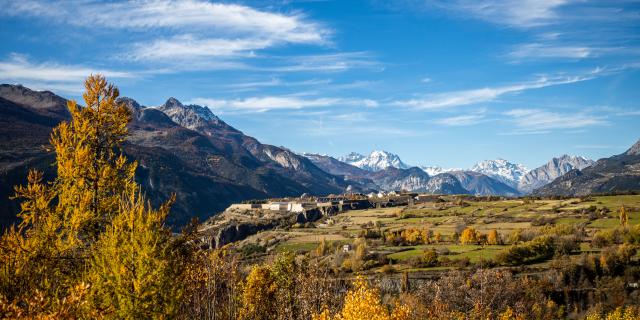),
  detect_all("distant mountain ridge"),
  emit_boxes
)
[534,140,640,196]
[519,155,594,193]
[325,150,600,196]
